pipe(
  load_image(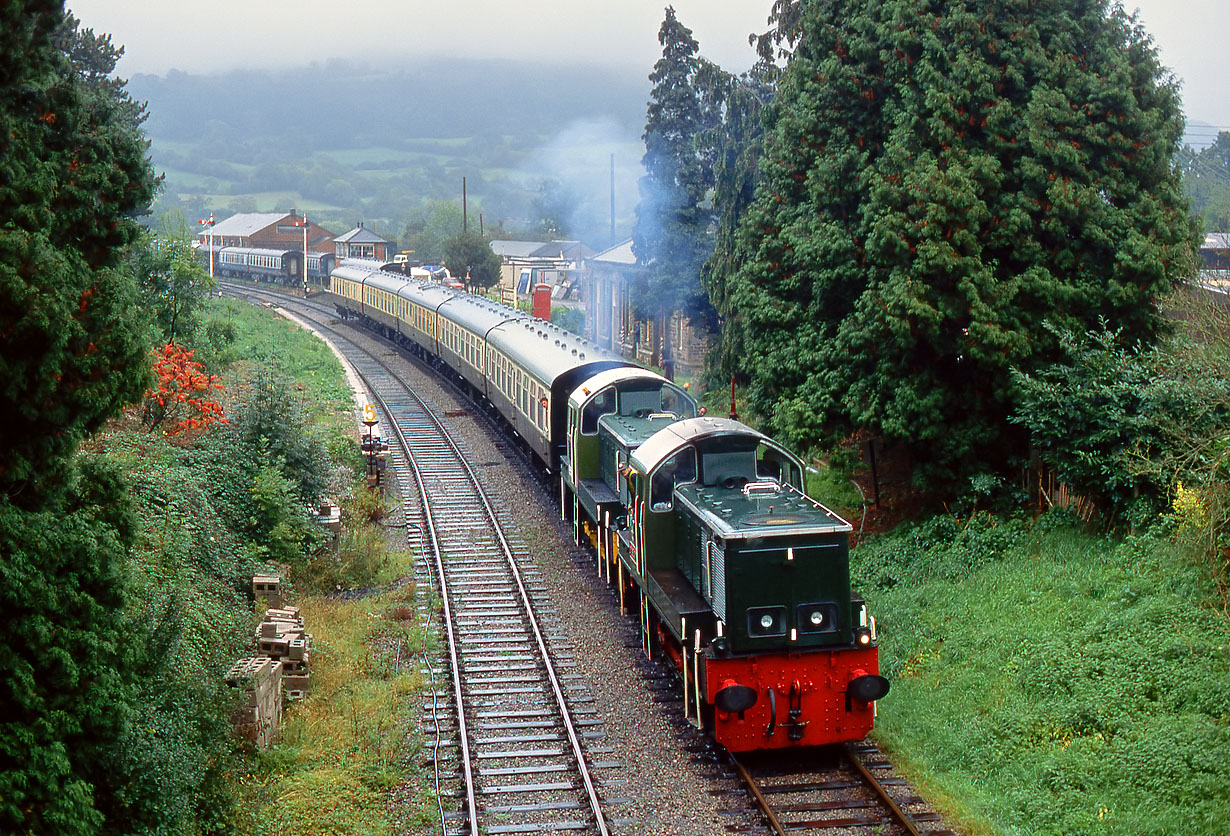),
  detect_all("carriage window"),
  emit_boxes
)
[651,447,697,511]
[582,387,616,434]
